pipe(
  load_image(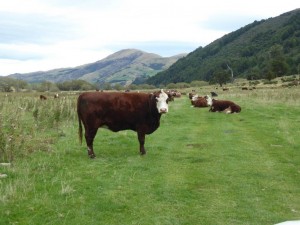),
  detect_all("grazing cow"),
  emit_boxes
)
[209,99,241,113]
[40,95,47,100]
[191,95,212,108]
[77,90,169,158]
[54,93,59,98]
